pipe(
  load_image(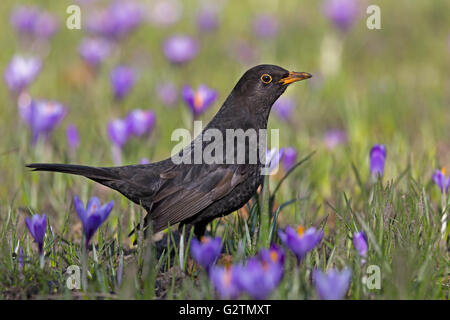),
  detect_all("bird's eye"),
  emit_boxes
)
[260,74,272,84]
